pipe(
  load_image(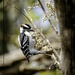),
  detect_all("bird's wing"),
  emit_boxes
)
[18,33,30,62]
